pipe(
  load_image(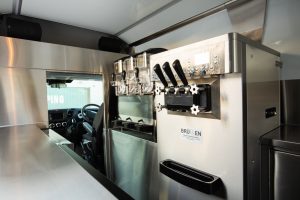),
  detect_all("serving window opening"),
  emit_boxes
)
[46,72,105,172]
